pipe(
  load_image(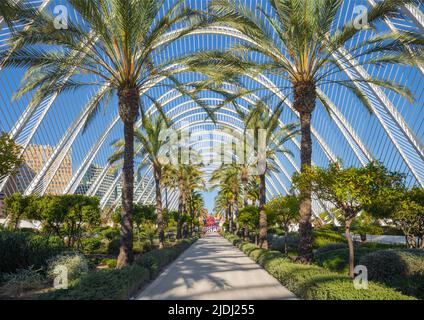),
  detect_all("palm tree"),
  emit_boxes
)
[109,111,170,249]
[196,0,421,261]
[210,164,241,232]
[163,163,205,238]
[186,190,204,234]
[1,0,202,267]
[213,187,233,228]
[238,100,298,249]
